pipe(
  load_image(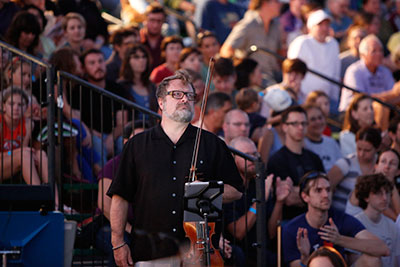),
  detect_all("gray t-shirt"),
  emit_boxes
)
[355,212,400,267]
[304,136,342,172]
